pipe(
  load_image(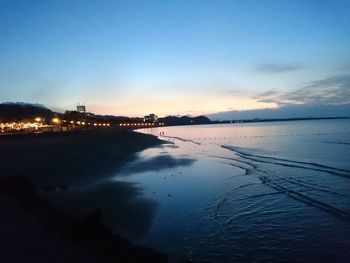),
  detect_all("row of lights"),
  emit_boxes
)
[67,120,111,127]
[1,117,61,132]
[118,122,165,127]
[22,117,166,128]
[35,117,109,127]
[35,117,60,124]
[0,122,42,131]
[93,123,110,127]
[56,119,165,127]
